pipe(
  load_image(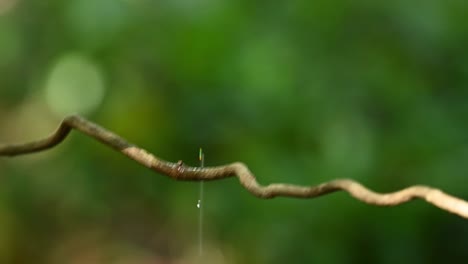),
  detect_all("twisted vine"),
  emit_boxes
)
[1,115,468,219]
